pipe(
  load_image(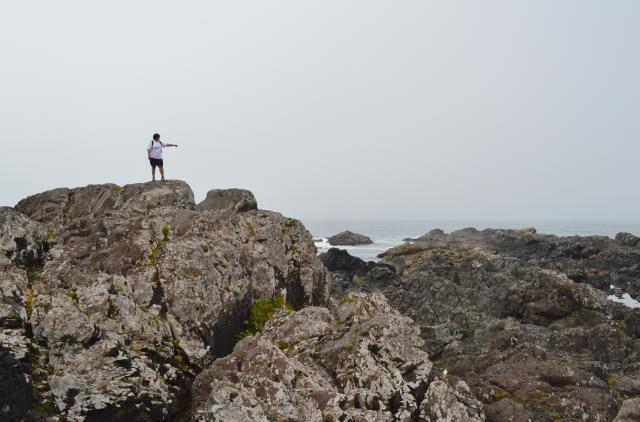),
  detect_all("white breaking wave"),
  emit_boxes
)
[313,237,398,261]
